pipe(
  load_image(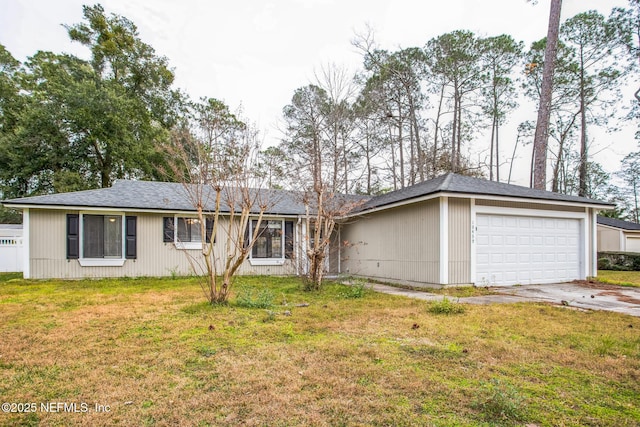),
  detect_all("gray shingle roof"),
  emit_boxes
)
[2,173,611,215]
[2,180,309,215]
[356,172,611,212]
[597,215,640,231]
